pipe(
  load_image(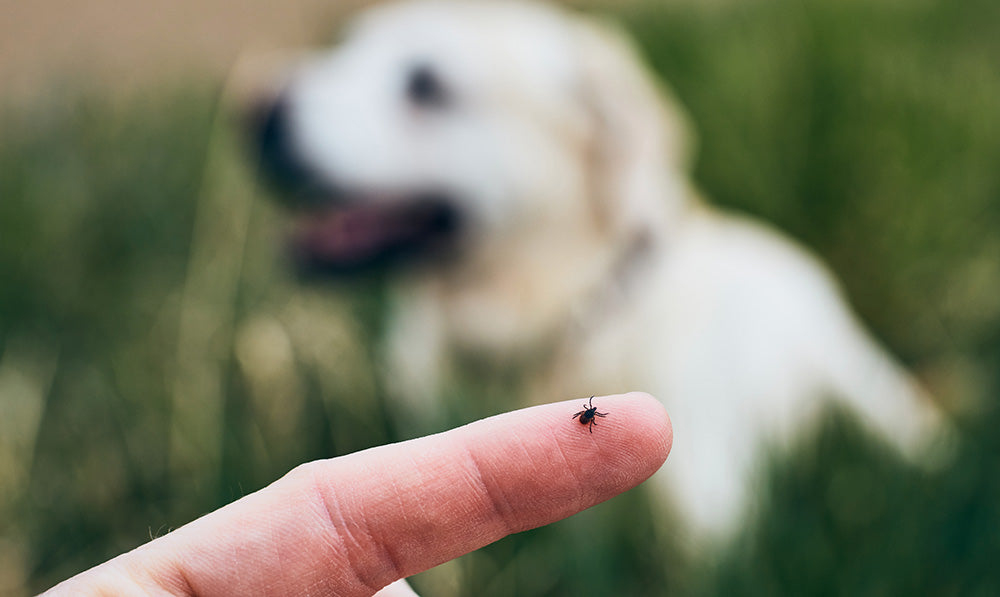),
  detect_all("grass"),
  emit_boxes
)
[1,0,999,594]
